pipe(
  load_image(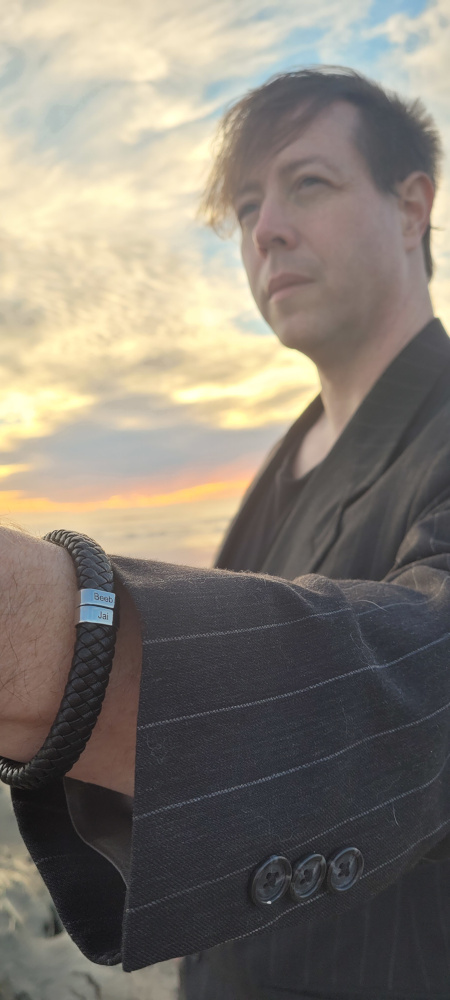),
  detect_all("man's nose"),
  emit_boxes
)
[252,198,298,254]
